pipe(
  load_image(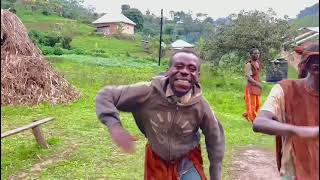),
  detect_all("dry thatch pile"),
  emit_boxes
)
[1,9,80,106]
